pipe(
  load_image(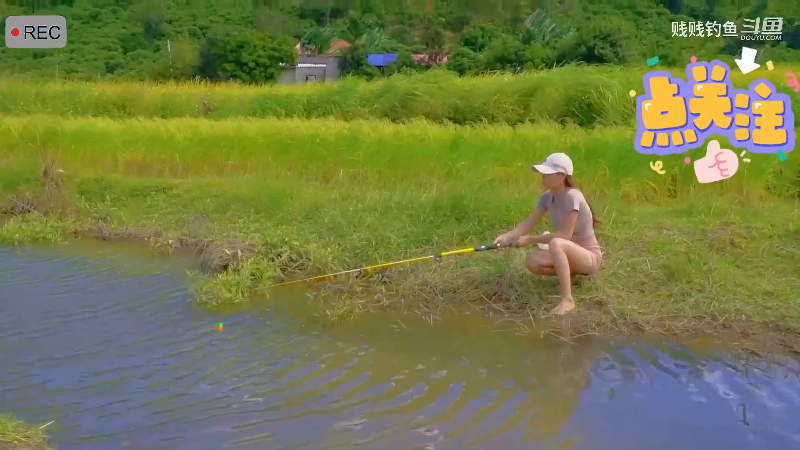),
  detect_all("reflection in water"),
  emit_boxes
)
[1,245,799,450]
